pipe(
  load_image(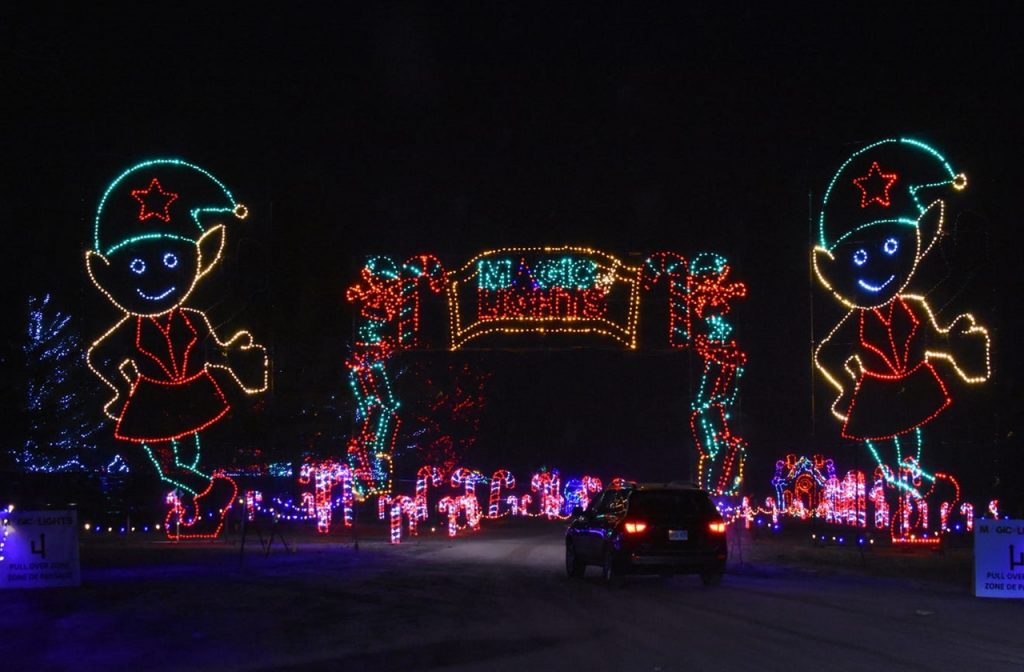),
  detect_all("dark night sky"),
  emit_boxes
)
[3,3,1022,497]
